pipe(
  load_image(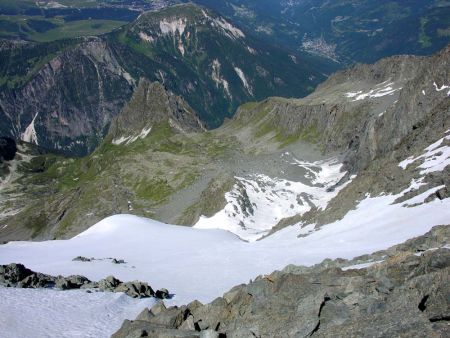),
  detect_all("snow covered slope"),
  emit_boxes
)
[195,154,350,241]
[0,287,155,338]
[1,181,449,337]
